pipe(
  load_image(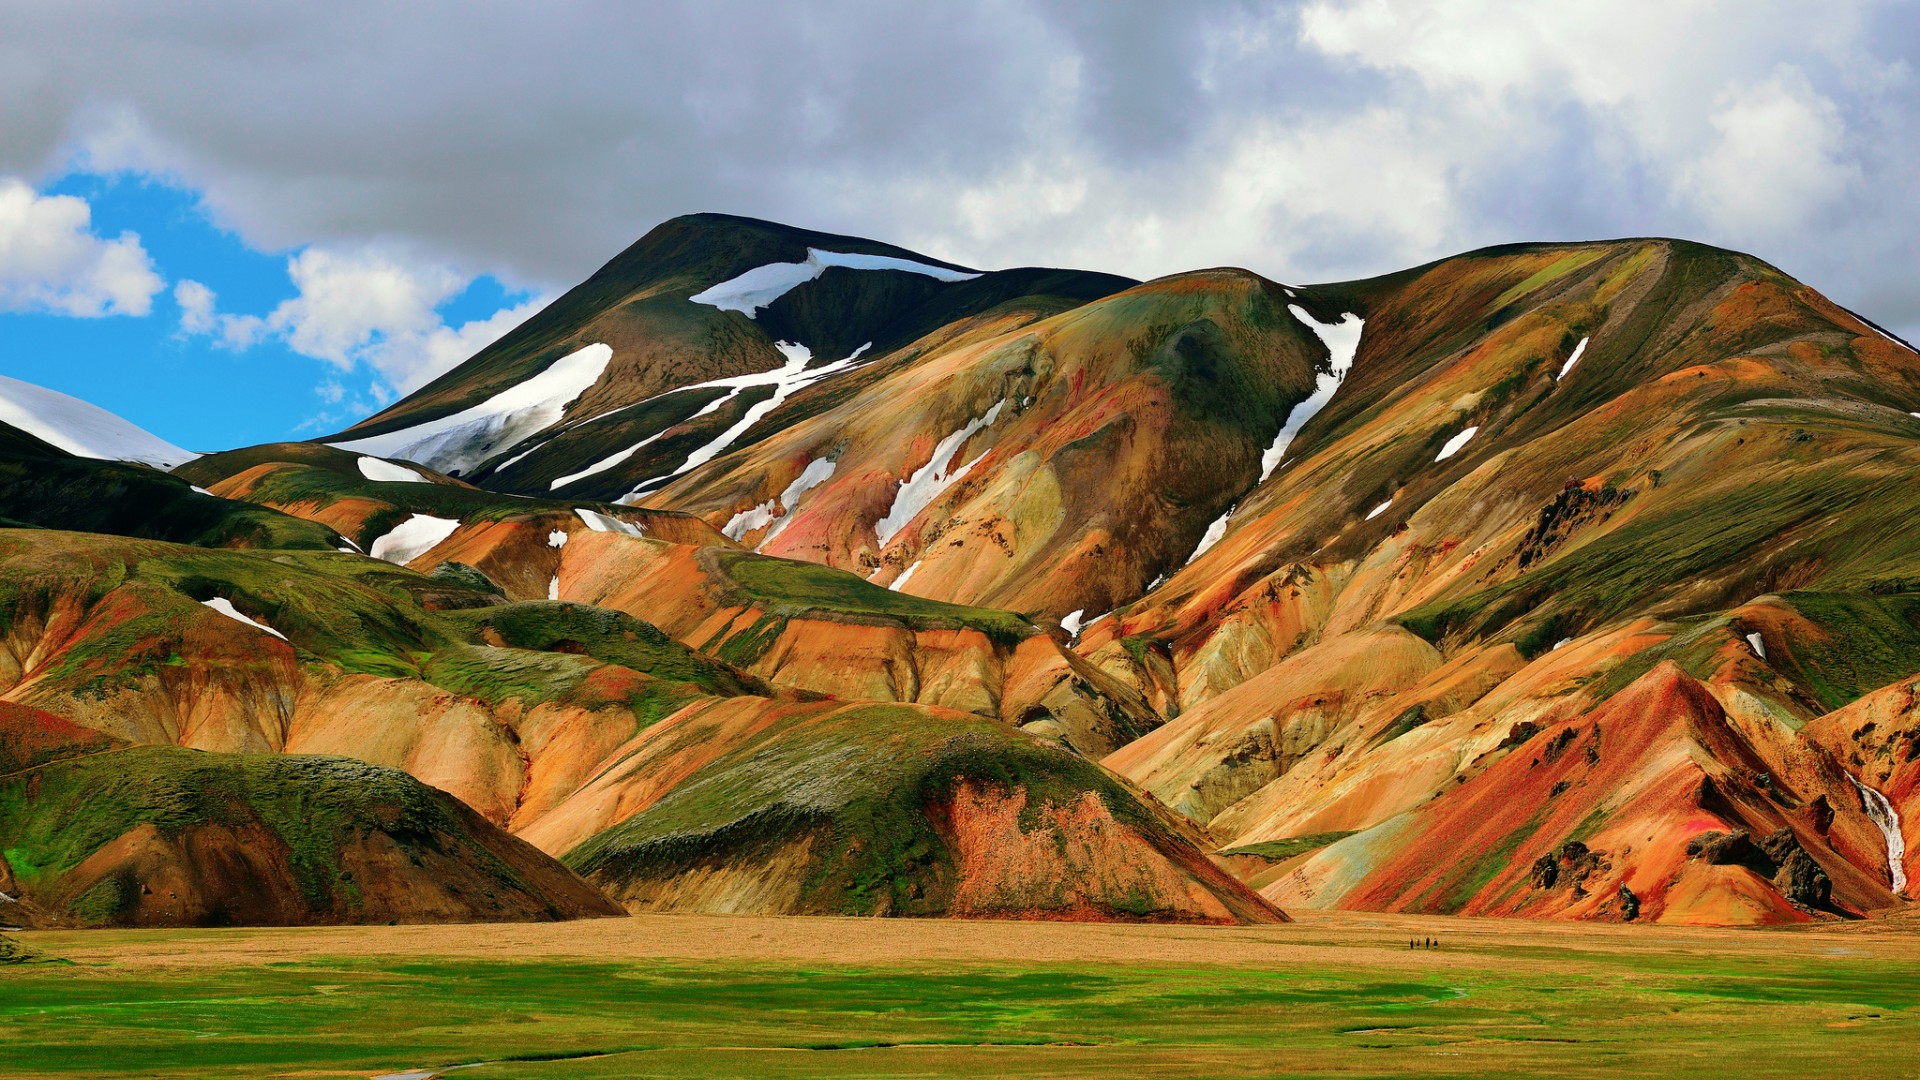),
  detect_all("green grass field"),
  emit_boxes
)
[2,913,1917,1078]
